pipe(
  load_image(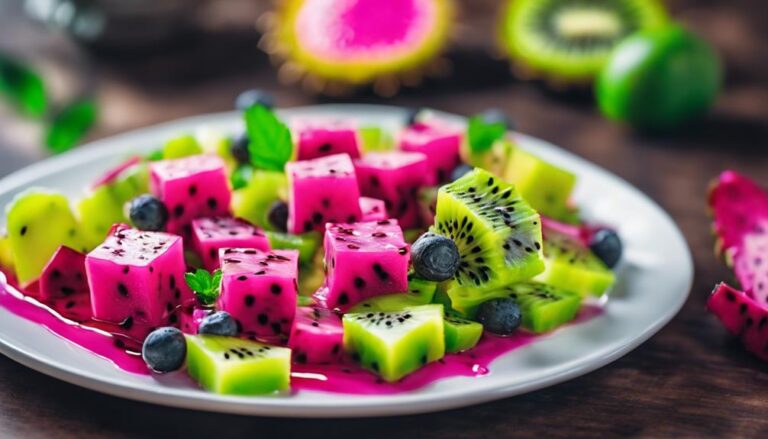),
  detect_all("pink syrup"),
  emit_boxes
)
[0,271,602,395]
